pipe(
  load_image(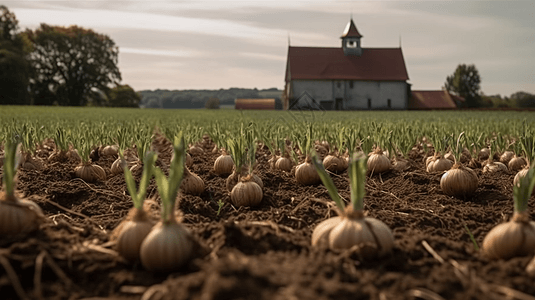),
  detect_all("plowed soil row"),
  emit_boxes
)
[1,141,534,300]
